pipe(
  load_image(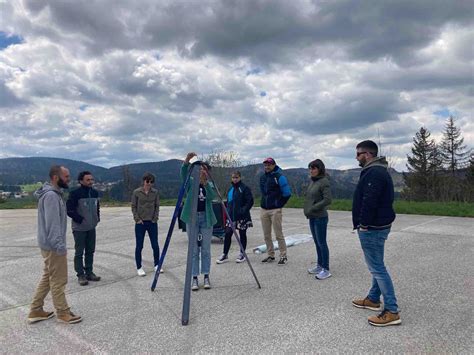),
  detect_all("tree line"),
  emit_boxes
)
[403,116,473,202]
